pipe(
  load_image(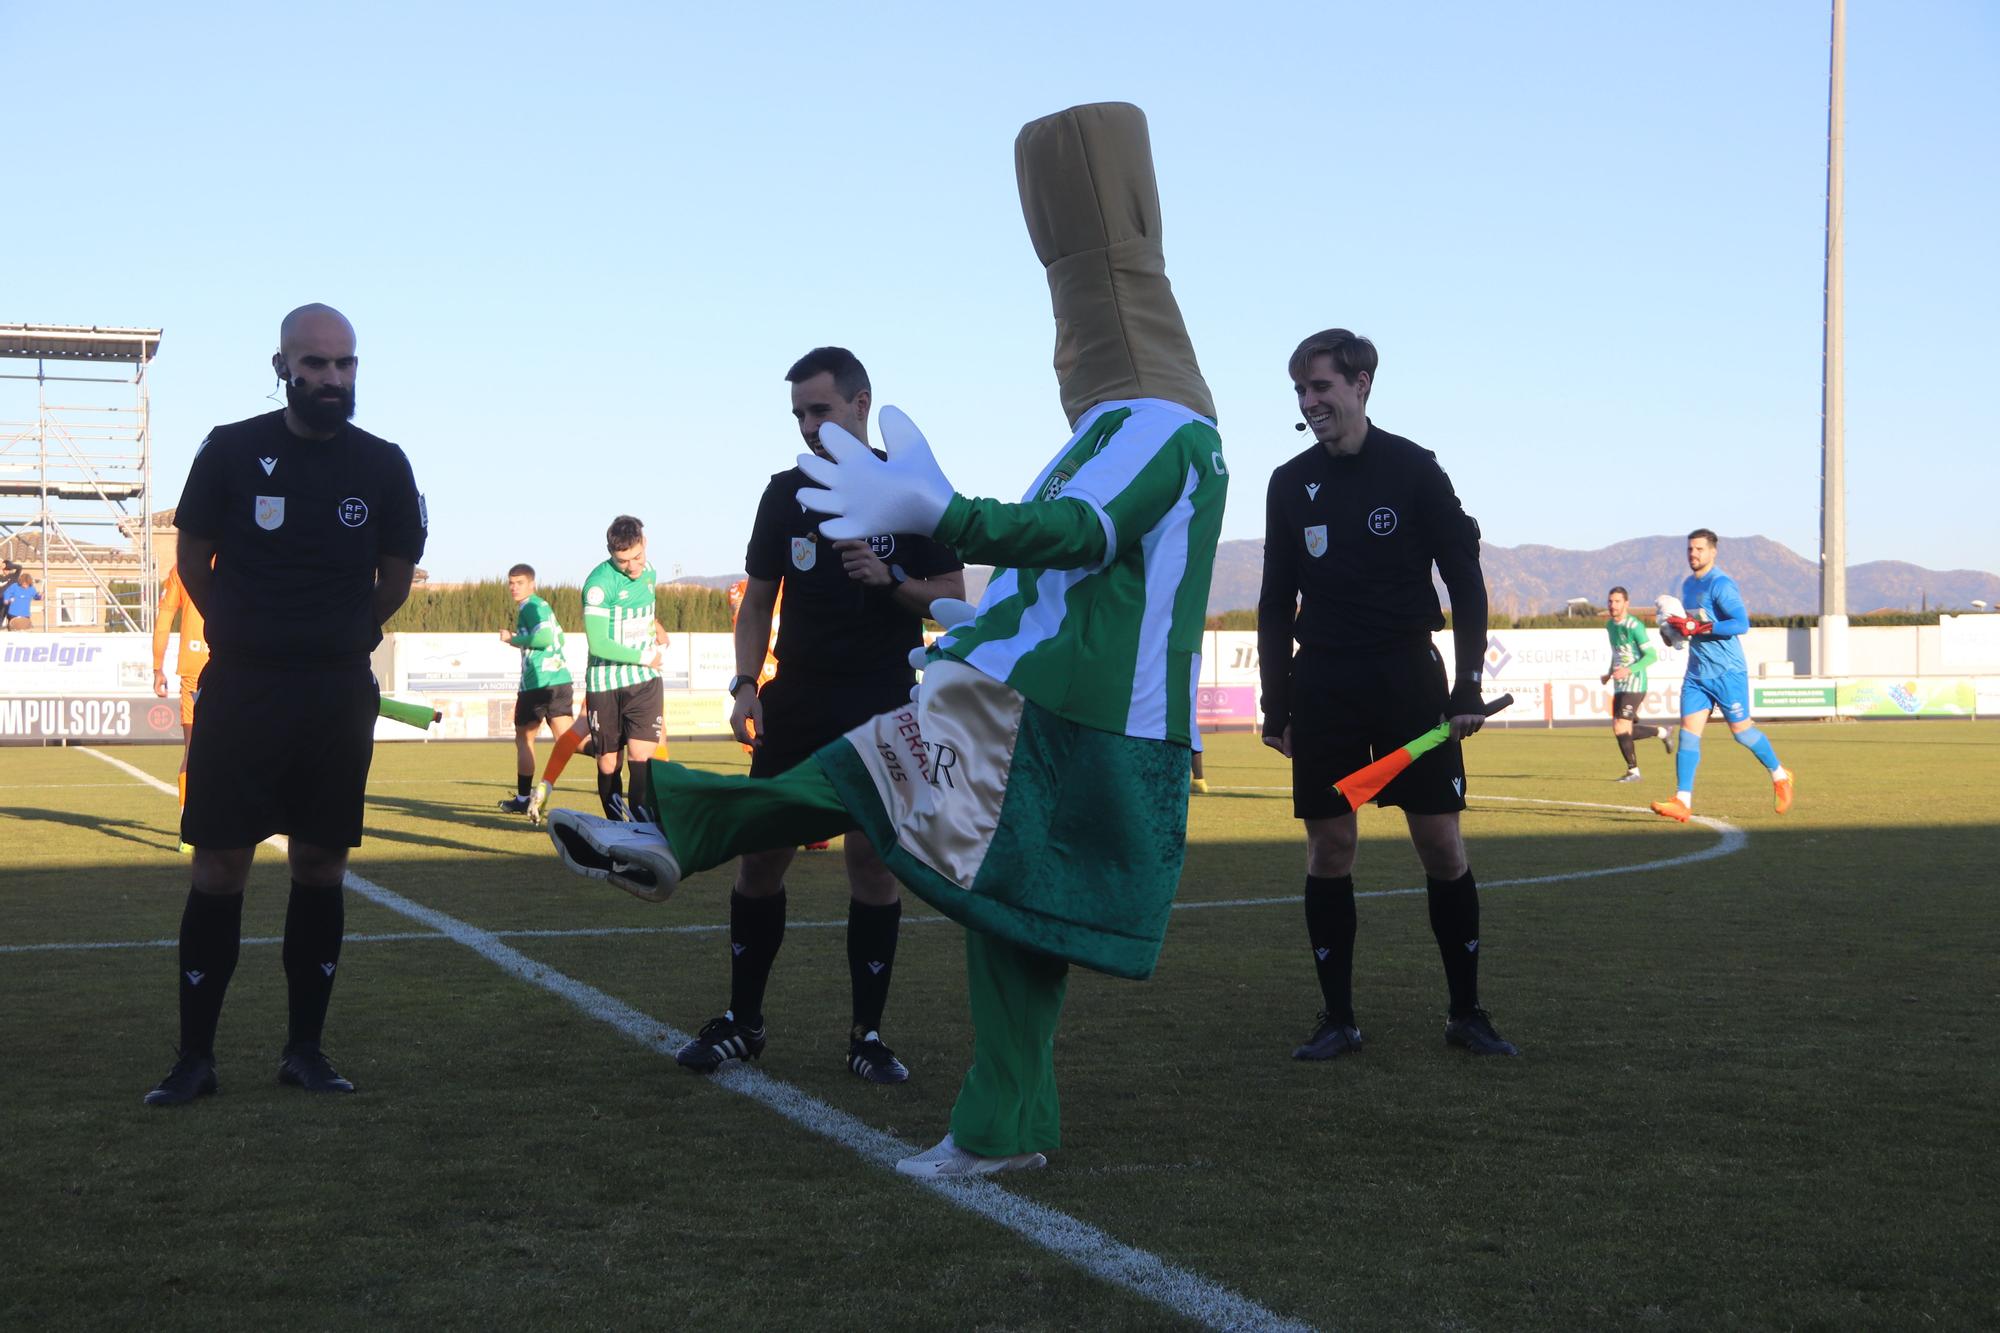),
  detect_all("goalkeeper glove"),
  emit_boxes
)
[1665,615,1714,638]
